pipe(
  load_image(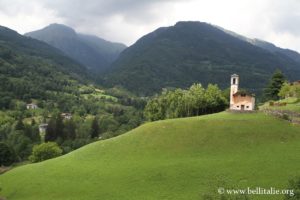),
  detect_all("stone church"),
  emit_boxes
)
[230,74,255,111]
